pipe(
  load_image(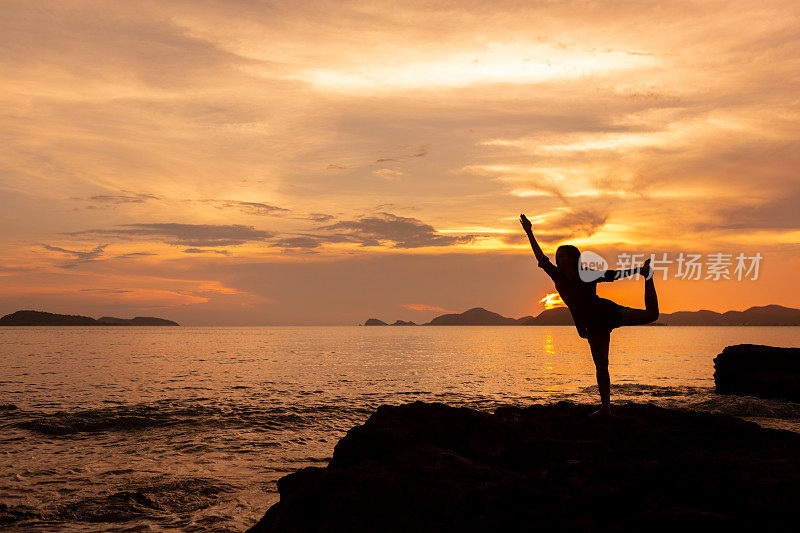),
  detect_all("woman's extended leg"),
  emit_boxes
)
[588,332,611,416]
[619,273,659,326]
